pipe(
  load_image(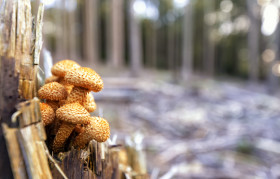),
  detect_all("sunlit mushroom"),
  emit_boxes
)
[73,117,110,149]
